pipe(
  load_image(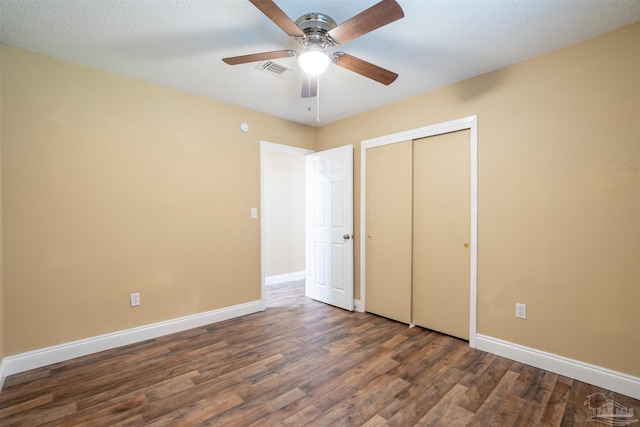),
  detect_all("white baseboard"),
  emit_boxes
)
[0,358,7,391]
[354,299,363,313]
[476,334,640,400]
[265,271,305,285]
[4,306,636,401]
[0,300,262,390]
